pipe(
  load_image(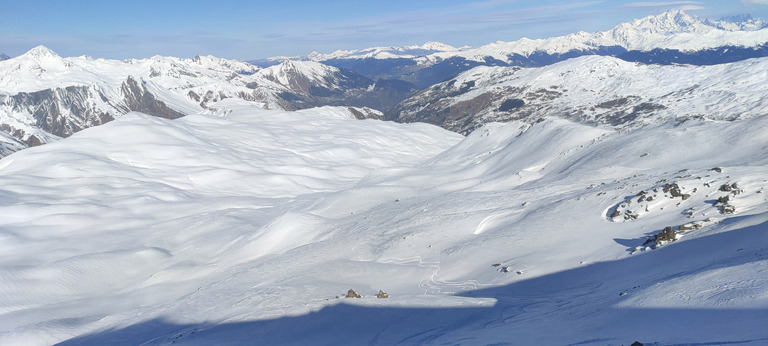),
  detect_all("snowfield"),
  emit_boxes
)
[0,102,767,345]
